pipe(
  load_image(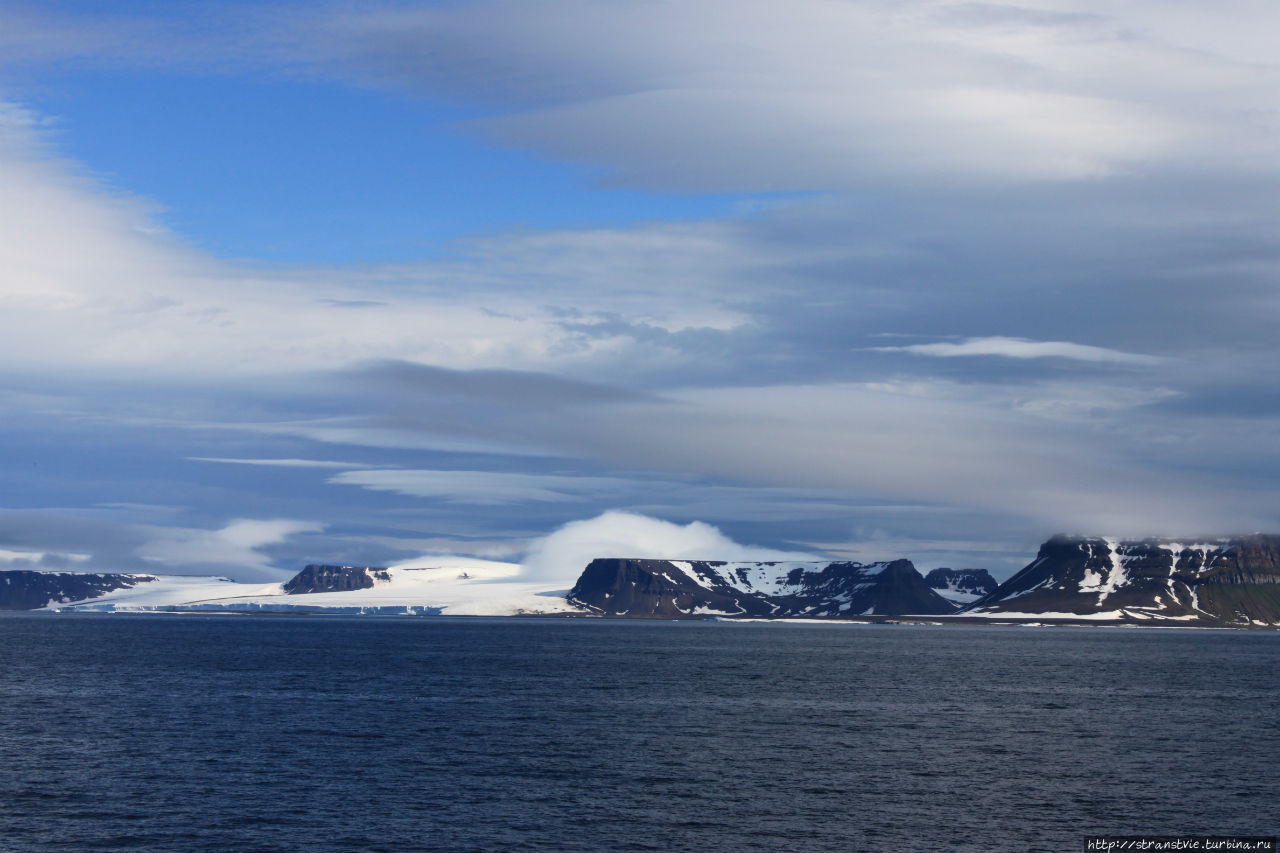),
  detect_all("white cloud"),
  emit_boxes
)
[187,457,375,469]
[0,102,753,380]
[519,510,817,585]
[137,519,323,579]
[16,3,1263,189]
[2,2,1280,569]
[307,0,1278,189]
[328,469,631,504]
[544,382,1275,537]
[0,548,89,566]
[0,104,511,375]
[378,537,527,563]
[874,336,1163,365]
